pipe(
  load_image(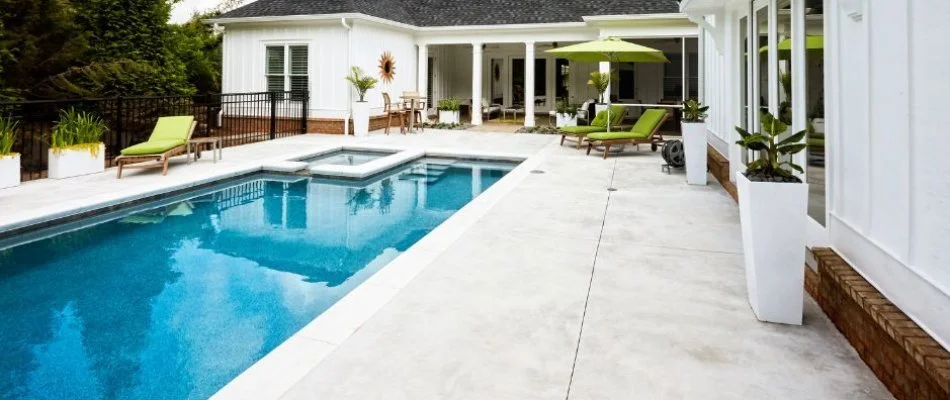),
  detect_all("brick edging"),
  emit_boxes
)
[811,248,950,399]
